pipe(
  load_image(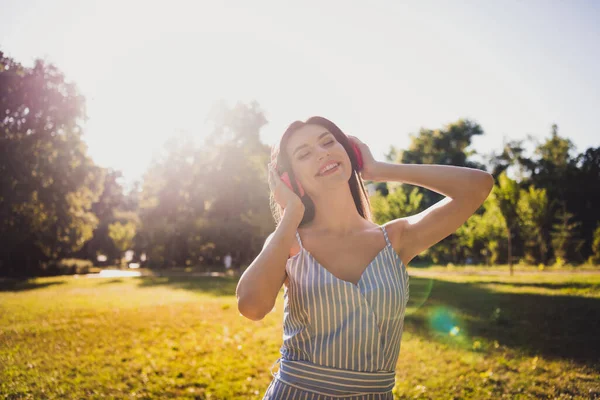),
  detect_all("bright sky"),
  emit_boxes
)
[1,0,599,186]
